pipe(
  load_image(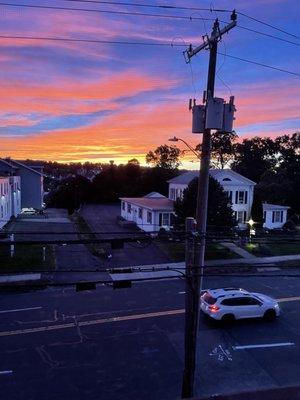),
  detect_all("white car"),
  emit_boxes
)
[200,287,280,322]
